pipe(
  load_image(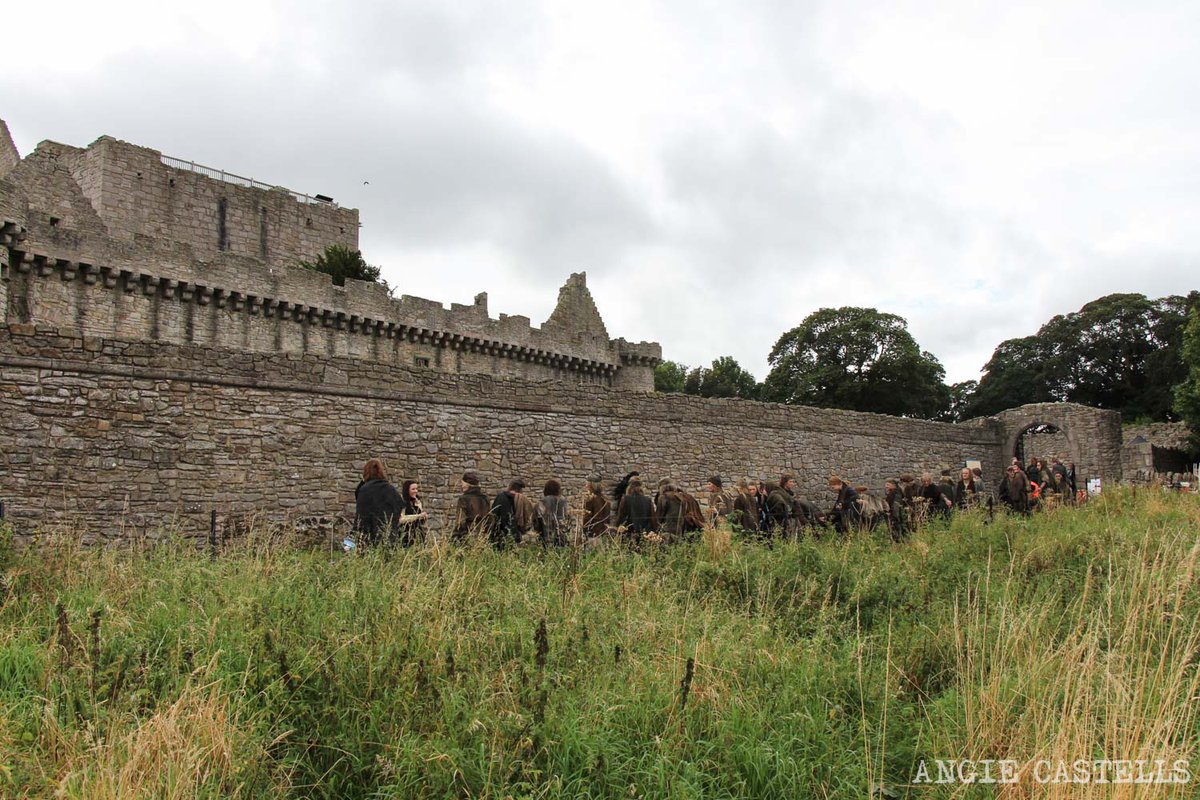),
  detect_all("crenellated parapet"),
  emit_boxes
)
[2,244,656,386]
[0,118,662,390]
